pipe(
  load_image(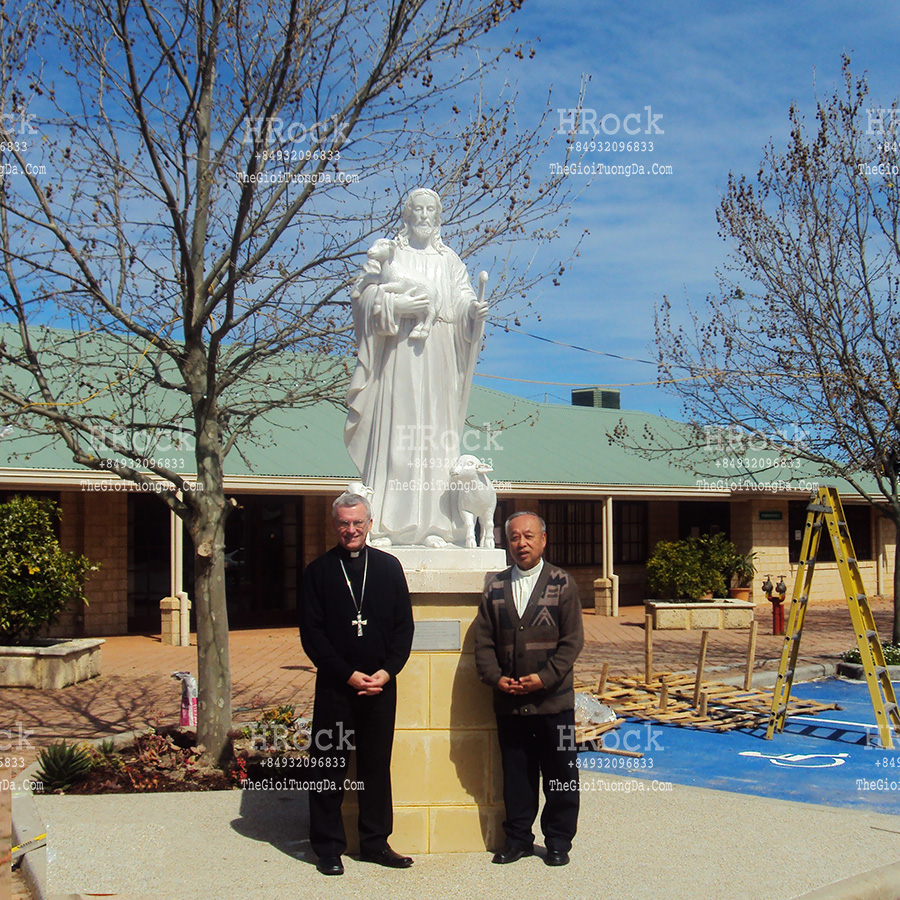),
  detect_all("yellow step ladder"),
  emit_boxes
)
[766,486,900,749]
